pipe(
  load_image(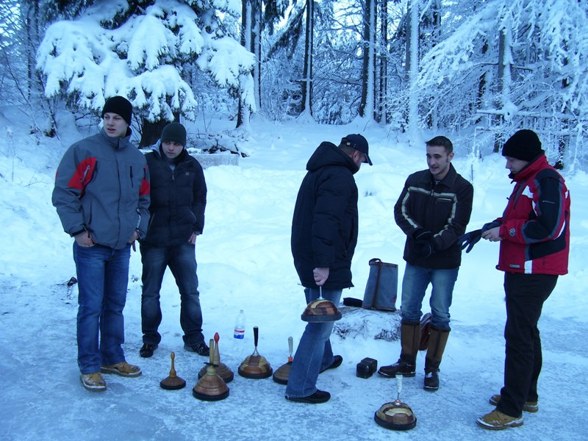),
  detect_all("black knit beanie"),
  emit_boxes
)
[102,96,133,125]
[502,129,543,161]
[160,122,187,147]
